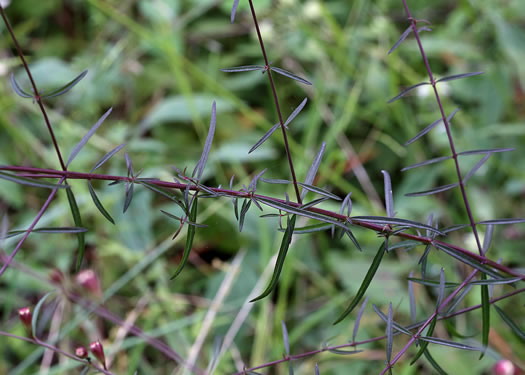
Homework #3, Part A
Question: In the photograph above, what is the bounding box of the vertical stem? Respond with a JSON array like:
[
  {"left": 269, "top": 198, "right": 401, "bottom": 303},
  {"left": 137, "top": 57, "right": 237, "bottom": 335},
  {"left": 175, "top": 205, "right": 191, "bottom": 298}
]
[
  {"left": 247, "top": 0, "right": 302, "bottom": 204},
  {"left": 0, "top": 6, "right": 67, "bottom": 172},
  {"left": 401, "top": 0, "right": 483, "bottom": 256}
]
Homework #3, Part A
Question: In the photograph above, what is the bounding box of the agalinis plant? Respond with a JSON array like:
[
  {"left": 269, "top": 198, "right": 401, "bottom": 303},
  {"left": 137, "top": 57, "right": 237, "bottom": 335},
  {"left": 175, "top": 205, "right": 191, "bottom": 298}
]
[{"left": 0, "top": 1, "right": 524, "bottom": 374}]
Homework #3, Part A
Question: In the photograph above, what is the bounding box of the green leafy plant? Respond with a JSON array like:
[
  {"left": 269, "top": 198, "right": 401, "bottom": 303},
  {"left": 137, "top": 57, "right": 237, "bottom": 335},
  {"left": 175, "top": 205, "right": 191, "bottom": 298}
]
[{"left": 1, "top": 1, "right": 524, "bottom": 374}]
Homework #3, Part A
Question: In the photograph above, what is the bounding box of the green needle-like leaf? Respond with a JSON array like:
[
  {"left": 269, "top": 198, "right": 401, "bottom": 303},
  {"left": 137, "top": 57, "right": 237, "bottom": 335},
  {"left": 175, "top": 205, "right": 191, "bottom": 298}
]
[
  {"left": 66, "top": 188, "right": 85, "bottom": 272},
  {"left": 480, "top": 274, "right": 490, "bottom": 359},
  {"left": 410, "top": 315, "right": 437, "bottom": 365},
  {"left": 251, "top": 215, "right": 296, "bottom": 302},
  {"left": 87, "top": 181, "right": 115, "bottom": 224},
  {"left": 170, "top": 197, "right": 199, "bottom": 279},
  {"left": 333, "top": 241, "right": 387, "bottom": 324},
  {"left": 494, "top": 305, "right": 525, "bottom": 341},
  {"left": 32, "top": 291, "right": 55, "bottom": 339}
]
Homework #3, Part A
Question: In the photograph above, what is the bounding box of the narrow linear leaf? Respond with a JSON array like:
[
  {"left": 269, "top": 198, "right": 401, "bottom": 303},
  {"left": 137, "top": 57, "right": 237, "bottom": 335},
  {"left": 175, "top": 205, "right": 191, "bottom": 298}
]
[
  {"left": 436, "top": 71, "right": 484, "bottom": 83},
  {"left": 3, "top": 227, "right": 88, "bottom": 239},
  {"left": 123, "top": 181, "right": 134, "bottom": 213},
  {"left": 66, "top": 188, "right": 85, "bottom": 272},
  {"left": 388, "top": 240, "right": 420, "bottom": 251},
  {"left": 248, "top": 168, "right": 267, "bottom": 192},
  {"left": 418, "top": 336, "right": 481, "bottom": 351},
  {"left": 87, "top": 181, "right": 115, "bottom": 224},
  {"left": 239, "top": 198, "right": 252, "bottom": 232},
  {"left": 477, "top": 218, "right": 525, "bottom": 225},
  {"left": 251, "top": 215, "right": 296, "bottom": 302},
  {"left": 139, "top": 181, "right": 185, "bottom": 210},
  {"left": 42, "top": 70, "right": 88, "bottom": 98},
  {"left": 230, "top": 0, "right": 240, "bottom": 23},
  {"left": 344, "top": 224, "right": 362, "bottom": 252},
  {"left": 298, "top": 182, "right": 341, "bottom": 201},
  {"left": 463, "top": 154, "right": 491, "bottom": 184},
  {"left": 442, "top": 224, "right": 469, "bottom": 234},
  {"left": 423, "top": 350, "right": 448, "bottom": 375},
  {"left": 333, "top": 241, "right": 387, "bottom": 324},
  {"left": 388, "top": 26, "right": 413, "bottom": 55},
  {"left": 386, "top": 302, "right": 394, "bottom": 364},
  {"left": 32, "top": 291, "right": 55, "bottom": 339},
  {"left": 433, "top": 243, "right": 504, "bottom": 279},
  {"left": 257, "top": 196, "right": 347, "bottom": 230},
  {"left": 80, "top": 367, "right": 90, "bottom": 375},
  {"left": 261, "top": 178, "right": 291, "bottom": 185},
  {"left": 221, "top": 65, "right": 264, "bottom": 72},
  {"left": 282, "top": 223, "right": 332, "bottom": 234},
  {"left": 458, "top": 147, "right": 514, "bottom": 156},
  {"left": 193, "top": 101, "right": 216, "bottom": 179},
  {"left": 408, "top": 271, "right": 417, "bottom": 324},
  {"left": 301, "top": 142, "right": 326, "bottom": 200},
  {"left": 340, "top": 192, "right": 353, "bottom": 217},
  {"left": 401, "top": 156, "right": 452, "bottom": 171},
  {"left": 405, "top": 183, "right": 459, "bottom": 197},
  {"left": 327, "top": 349, "right": 363, "bottom": 355},
  {"left": 249, "top": 122, "right": 280, "bottom": 154},
  {"left": 482, "top": 224, "right": 494, "bottom": 255},
  {"left": 352, "top": 296, "right": 369, "bottom": 343},
  {"left": 10, "top": 73, "right": 33, "bottom": 98},
  {"left": 372, "top": 304, "right": 412, "bottom": 336},
  {"left": 404, "top": 108, "right": 460, "bottom": 146},
  {"left": 125, "top": 152, "right": 134, "bottom": 176},
  {"left": 494, "top": 305, "right": 525, "bottom": 341},
  {"left": 437, "top": 268, "right": 445, "bottom": 308},
  {"left": 410, "top": 316, "right": 437, "bottom": 365},
  {"left": 444, "top": 319, "right": 477, "bottom": 339},
  {"left": 67, "top": 107, "right": 113, "bottom": 167},
  {"left": 300, "top": 197, "right": 329, "bottom": 209},
  {"left": 0, "top": 172, "right": 67, "bottom": 189},
  {"left": 90, "top": 143, "right": 126, "bottom": 172},
  {"left": 315, "top": 363, "right": 320, "bottom": 375},
  {"left": 352, "top": 216, "right": 446, "bottom": 236},
  {"left": 445, "top": 285, "right": 473, "bottom": 315},
  {"left": 171, "top": 197, "right": 199, "bottom": 279},
  {"left": 271, "top": 66, "right": 312, "bottom": 85},
  {"left": 381, "top": 170, "right": 394, "bottom": 217},
  {"left": 388, "top": 82, "right": 429, "bottom": 103},
  {"left": 480, "top": 275, "right": 490, "bottom": 359},
  {"left": 281, "top": 320, "right": 290, "bottom": 355},
  {"left": 283, "top": 98, "right": 308, "bottom": 128}
]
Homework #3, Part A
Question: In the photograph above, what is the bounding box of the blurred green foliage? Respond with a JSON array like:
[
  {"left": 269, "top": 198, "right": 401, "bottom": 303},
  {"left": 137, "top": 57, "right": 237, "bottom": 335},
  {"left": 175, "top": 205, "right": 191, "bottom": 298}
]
[{"left": 0, "top": 0, "right": 524, "bottom": 374}]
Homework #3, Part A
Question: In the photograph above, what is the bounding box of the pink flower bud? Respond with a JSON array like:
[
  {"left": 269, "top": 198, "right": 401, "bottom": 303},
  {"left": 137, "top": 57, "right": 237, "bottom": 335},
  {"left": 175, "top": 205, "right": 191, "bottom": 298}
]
[
  {"left": 18, "top": 307, "right": 32, "bottom": 336},
  {"left": 493, "top": 359, "right": 516, "bottom": 375},
  {"left": 75, "top": 346, "right": 88, "bottom": 359},
  {"left": 49, "top": 268, "right": 64, "bottom": 285},
  {"left": 89, "top": 340, "right": 107, "bottom": 370},
  {"left": 75, "top": 269, "right": 101, "bottom": 294}
]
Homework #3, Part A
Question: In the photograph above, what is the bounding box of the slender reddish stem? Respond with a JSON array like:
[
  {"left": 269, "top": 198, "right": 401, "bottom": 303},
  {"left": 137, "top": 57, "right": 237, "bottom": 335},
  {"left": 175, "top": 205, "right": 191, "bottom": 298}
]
[
  {"left": 247, "top": 0, "right": 302, "bottom": 204},
  {"left": 0, "top": 6, "right": 67, "bottom": 172}
]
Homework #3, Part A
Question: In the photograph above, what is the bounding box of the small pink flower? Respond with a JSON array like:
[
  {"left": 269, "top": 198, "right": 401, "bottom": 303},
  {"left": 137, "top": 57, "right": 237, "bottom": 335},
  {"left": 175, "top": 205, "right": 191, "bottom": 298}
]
[
  {"left": 493, "top": 359, "right": 516, "bottom": 375},
  {"left": 75, "top": 346, "right": 88, "bottom": 359},
  {"left": 18, "top": 307, "right": 32, "bottom": 336},
  {"left": 89, "top": 340, "right": 107, "bottom": 370},
  {"left": 49, "top": 268, "right": 64, "bottom": 285}
]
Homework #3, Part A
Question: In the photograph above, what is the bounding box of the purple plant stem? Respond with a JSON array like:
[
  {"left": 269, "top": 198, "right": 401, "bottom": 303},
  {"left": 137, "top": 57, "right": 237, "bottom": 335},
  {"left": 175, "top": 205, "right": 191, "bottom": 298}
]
[
  {"left": 379, "top": 269, "right": 478, "bottom": 374},
  {"left": 247, "top": 0, "right": 302, "bottom": 204},
  {"left": 0, "top": 177, "right": 66, "bottom": 277},
  {"left": 0, "top": 6, "right": 67, "bottom": 172},
  {"left": 401, "top": 0, "right": 483, "bottom": 256},
  {"left": 0, "top": 330, "right": 113, "bottom": 374},
  {"left": 236, "top": 284, "right": 524, "bottom": 374},
  {"left": 2, "top": 164, "right": 523, "bottom": 280}
]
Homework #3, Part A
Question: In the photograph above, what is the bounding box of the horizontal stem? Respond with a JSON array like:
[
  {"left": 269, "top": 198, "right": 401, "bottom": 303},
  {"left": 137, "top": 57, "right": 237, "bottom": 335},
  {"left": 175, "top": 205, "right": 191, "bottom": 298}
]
[{"left": 1, "top": 164, "right": 523, "bottom": 280}]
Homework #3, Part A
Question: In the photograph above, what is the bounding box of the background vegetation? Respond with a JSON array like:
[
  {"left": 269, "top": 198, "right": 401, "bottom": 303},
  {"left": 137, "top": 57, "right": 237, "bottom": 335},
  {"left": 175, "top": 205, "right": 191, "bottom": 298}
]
[{"left": 1, "top": 0, "right": 524, "bottom": 373}]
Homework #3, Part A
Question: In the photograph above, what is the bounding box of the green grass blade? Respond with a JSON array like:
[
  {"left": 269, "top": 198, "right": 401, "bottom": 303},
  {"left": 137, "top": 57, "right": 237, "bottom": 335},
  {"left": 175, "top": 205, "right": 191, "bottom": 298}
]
[
  {"left": 423, "top": 350, "right": 448, "bottom": 375},
  {"left": 333, "top": 241, "right": 387, "bottom": 324},
  {"left": 410, "top": 315, "right": 437, "bottom": 365}
]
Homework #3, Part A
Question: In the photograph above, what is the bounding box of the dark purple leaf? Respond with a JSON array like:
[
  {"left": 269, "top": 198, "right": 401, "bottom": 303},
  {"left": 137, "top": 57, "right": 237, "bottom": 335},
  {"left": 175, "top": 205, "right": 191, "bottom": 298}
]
[
  {"left": 42, "top": 70, "right": 88, "bottom": 98},
  {"left": 477, "top": 218, "right": 525, "bottom": 225},
  {"left": 193, "top": 101, "right": 216, "bottom": 180},
  {"left": 301, "top": 142, "right": 326, "bottom": 200},
  {"left": 271, "top": 66, "right": 312, "bottom": 85},
  {"left": 405, "top": 183, "right": 458, "bottom": 197},
  {"left": 401, "top": 156, "right": 451, "bottom": 171},
  {"left": 221, "top": 65, "right": 265, "bottom": 72},
  {"left": 436, "top": 71, "right": 484, "bottom": 83},
  {"left": 10, "top": 73, "right": 33, "bottom": 98},
  {"left": 90, "top": 143, "right": 126, "bottom": 173},
  {"left": 463, "top": 154, "right": 491, "bottom": 184},
  {"left": 388, "top": 82, "right": 429, "bottom": 103},
  {"left": 230, "top": 0, "right": 240, "bottom": 23},
  {"left": 388, "top": 26, "right": 413, "bottom": 55},
  {"left": 381, "top": 170, "right": 394, "bottom": 217},
  {"left": 249, "top": 122, "right": 280, "bottom": 154},
  {"left": 404, "top": 108, "right": 460, "bottom": 146}
]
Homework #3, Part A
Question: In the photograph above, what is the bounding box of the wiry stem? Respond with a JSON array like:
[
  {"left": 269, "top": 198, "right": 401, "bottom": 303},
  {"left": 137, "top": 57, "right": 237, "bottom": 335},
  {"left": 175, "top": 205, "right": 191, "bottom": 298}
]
[
  {"left": 0, "top": 331, "right": 113, "bottom": 375},
  {"left": 0, "top": 6, "right": 67, "bottom": 172},
  {"left": 236, "top": 284, "right": 525, "bottom": 374},
  {"left": 1, "top": 165, "right": 523, "bottom": 280},
  {"left": 247, "top": 0, "right": 302, "bottom": 204}
]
